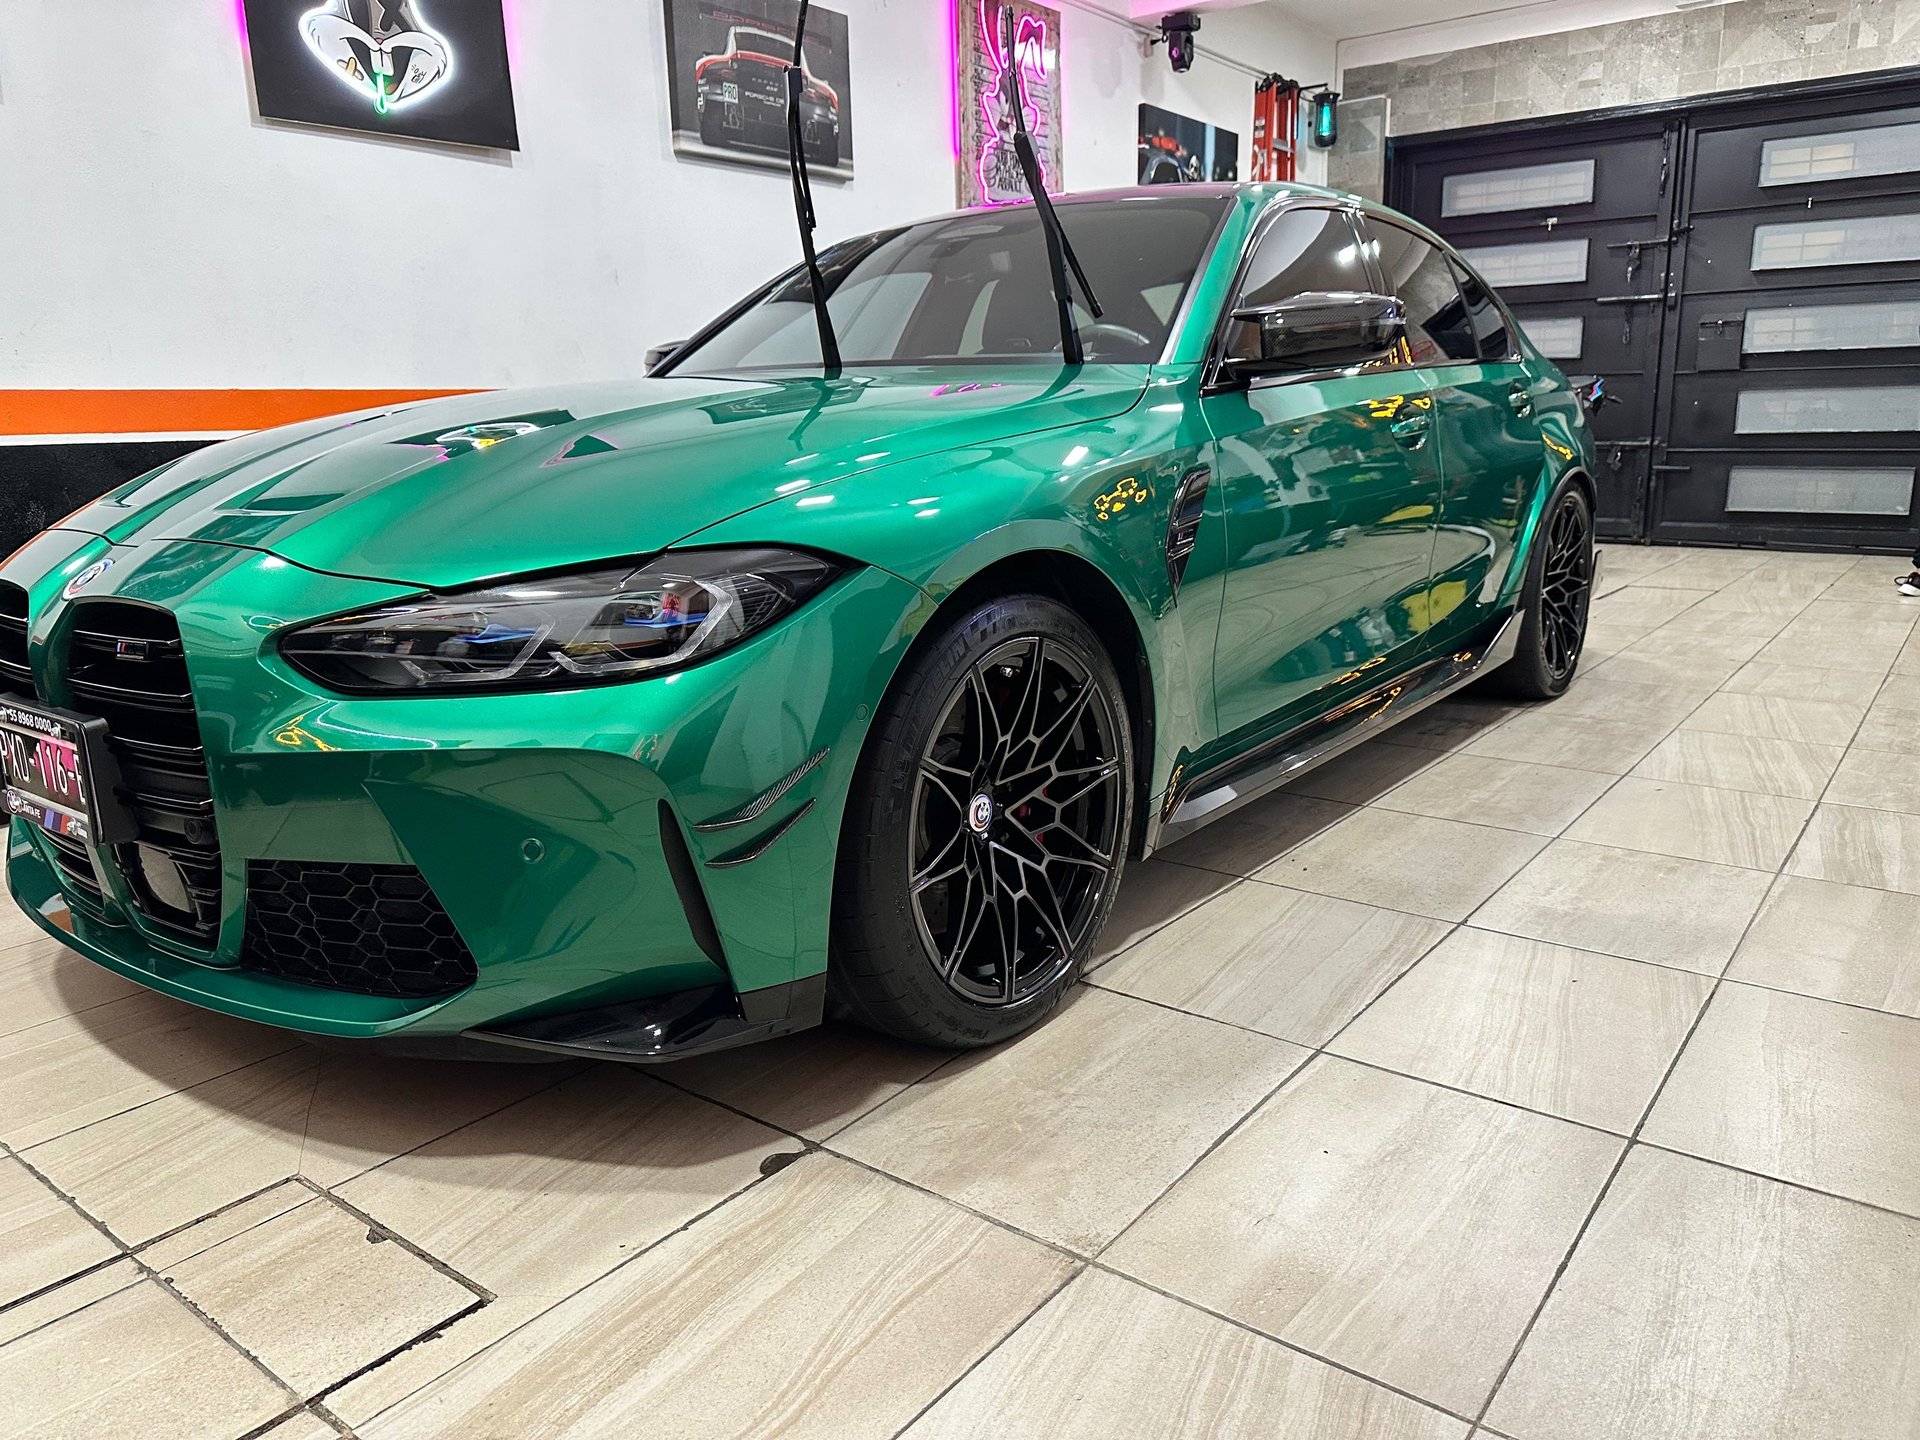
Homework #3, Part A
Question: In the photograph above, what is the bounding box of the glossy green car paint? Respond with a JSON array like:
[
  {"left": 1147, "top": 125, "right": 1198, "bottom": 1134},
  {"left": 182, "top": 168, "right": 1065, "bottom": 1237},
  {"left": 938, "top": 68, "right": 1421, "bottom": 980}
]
[{"left": 2, "top": 183, "right": 1594, "bottom": 1048}]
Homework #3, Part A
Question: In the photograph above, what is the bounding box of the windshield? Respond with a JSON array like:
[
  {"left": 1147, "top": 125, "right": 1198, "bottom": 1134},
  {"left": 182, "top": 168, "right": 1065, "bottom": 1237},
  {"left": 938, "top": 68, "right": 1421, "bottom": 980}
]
[{"left": 666, "top": 194, "right": 1230, "bottom": 373}]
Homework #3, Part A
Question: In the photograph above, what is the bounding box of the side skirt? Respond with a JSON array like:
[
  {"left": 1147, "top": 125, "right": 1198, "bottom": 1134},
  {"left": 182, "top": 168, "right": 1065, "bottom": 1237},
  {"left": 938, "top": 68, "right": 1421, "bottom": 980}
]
[{"left": 1143, "top": 608, "right": 1522, "bottom": 856}]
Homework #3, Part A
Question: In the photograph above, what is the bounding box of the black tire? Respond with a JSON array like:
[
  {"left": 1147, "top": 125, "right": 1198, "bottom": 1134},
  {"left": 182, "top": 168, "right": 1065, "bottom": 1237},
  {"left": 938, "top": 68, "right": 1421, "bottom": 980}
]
[
  {"left": 830, "top": 596, "right": 1133, "bottom": 1048},
  {"left": 1486, "top": 476, "right": 1595, "bottom": 700}
]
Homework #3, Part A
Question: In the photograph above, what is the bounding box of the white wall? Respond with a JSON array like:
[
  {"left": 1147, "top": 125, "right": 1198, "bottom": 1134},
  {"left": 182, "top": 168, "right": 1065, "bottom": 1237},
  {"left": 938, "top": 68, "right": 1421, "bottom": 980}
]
[
  {"left": 0, "top": 0, "right": 1332, "bottom": 395},
  {"left": 1337, "top": 0, "right": 1737, "bottom": 71}
]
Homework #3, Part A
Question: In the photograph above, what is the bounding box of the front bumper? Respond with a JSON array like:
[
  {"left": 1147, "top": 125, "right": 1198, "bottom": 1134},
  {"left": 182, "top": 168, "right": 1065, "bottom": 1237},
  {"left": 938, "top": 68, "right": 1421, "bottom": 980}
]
[{"left": 3, "top": 533, "right": 924, "bottom": 1049}]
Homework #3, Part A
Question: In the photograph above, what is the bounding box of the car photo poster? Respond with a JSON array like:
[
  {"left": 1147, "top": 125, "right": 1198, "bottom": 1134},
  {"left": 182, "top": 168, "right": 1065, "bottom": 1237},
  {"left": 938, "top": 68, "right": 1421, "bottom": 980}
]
[
  {"left": 242, "top": 0, "right": 519, "bottom": 150},
  {"left": 663, "top": 0, "right": 855, "bottom": 180},
  {"left": 1138, "top": 104, "right": 1239, "bottom": 184},
  {"left": 955, "top": 0, "right": 1064, "bottom": 208}
]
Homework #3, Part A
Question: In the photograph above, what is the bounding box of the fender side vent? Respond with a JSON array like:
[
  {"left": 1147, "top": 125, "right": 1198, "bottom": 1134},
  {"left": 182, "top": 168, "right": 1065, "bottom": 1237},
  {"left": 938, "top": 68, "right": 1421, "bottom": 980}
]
[{"left": 1166, "top": 466, "right": 1211, "bottom": 593}]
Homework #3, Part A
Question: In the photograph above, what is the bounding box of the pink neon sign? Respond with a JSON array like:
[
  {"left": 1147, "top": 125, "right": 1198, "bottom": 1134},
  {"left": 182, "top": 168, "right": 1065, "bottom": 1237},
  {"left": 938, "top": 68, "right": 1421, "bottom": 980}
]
[{"left": 953, "top": 0, "right": 1063, "bottom": 208}]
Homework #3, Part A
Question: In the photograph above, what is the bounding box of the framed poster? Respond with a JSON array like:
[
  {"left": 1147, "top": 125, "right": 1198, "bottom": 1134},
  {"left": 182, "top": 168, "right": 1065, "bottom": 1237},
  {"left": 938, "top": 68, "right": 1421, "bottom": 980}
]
[
  {"left": 1138, "top": 104, "right": 1239, "bottom": 184},
  {"left": 242, "top": 1, "right": 519, "bottom": 150},
  {"left": 955, "top": 0, "right": 1063, "bottom": 208},
  {"left": 663, "top": 1, "right": 855, "bottom": 180}
]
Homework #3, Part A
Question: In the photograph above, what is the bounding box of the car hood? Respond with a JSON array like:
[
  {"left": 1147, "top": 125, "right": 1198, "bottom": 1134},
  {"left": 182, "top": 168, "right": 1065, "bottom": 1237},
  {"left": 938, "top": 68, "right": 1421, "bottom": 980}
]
[{"left": 73, "top": 366, "right": 1149, "bottom": 590}]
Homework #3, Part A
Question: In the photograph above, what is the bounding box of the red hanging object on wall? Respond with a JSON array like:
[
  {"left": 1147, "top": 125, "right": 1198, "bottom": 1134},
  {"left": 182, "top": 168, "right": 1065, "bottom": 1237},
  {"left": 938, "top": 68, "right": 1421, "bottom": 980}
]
[{"left": 1250, "top": 74, "right": 1300, "bottom": 182}]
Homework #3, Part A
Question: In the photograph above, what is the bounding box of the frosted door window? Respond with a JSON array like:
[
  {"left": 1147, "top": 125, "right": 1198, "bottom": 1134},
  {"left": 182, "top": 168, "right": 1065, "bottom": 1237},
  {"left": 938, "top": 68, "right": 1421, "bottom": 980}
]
[
  {"left": 1457, "top": 240, "right": 1589, "bottom": 288},
  {"left": 1751, "top": 215, "right": 1920, "bottom": 269},
  {"left": 1442, "top": 159, "right": 1596, "bottom": 216},
  {"left": 1726, "top": 466, "right": 1914, "bottom": 515},
  {"left": 1743, "top": 301, "right": 1920, "bottom": 353},
  {"left": 1760, "top": 122, "right": 1920, "bottom": 186},
  {"left": 1733, "top": 386, "right": 1920, "bottom": 434},
  {"left": 1520, "top": 316, "right": 1585, "bottom": 359}
]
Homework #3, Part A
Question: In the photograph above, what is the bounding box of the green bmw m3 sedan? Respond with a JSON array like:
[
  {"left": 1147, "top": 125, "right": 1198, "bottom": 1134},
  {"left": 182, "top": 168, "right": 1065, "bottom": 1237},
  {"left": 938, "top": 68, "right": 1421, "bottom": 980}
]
[{"left": 0, "top": 182, "right": 1596, "bottom": 1060}]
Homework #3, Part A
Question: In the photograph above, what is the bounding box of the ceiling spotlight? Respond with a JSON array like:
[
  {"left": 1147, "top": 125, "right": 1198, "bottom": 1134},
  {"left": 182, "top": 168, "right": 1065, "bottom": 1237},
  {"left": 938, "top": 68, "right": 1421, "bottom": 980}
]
[{"left": 1153, "top": 12, "right": 1200, "bottom": 74}]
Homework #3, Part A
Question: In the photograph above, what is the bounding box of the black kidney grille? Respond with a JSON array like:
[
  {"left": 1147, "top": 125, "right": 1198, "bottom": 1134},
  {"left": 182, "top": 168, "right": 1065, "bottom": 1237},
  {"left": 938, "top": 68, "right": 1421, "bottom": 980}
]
[
  {"left": 61, "top": 602, "right": 222, "bottom": 945},
  {"left": 242, "top": 860, "right": 478, "bottom": 998},
  {"left": 0, "top": 582, "right": 35, "bottom": 700}
]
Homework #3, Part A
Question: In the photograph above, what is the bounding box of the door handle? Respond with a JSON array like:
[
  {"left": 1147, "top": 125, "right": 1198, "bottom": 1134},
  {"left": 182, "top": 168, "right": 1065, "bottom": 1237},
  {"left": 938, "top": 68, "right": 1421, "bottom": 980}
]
[
  {"left": 1391, "top": 412, "right": 1431, "bottom": 447},
  {"left": 1508, "top": 386, "right": 1534, "bottom": 419}
]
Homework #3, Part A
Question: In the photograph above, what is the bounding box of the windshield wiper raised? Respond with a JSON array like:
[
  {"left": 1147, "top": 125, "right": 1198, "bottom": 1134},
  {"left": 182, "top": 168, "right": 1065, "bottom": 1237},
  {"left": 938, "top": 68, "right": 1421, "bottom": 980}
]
[
  {"left": 997, "top": 6, "right": 1102, "bottom": 364},
  {"left": 786, "top": 0, "right": 841, "bottom": 376}
]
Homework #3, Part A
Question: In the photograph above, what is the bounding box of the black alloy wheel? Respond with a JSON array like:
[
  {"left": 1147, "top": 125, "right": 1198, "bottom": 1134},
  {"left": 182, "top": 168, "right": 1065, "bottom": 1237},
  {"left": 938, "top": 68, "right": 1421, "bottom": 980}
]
[
  {"left": 1539, "top": 488, "right": 1594, "bottom": 682},
  {"left": 909, "top": 636, "right": 1124, "bottom": 1006},
  {"left": 831, "top": 595, "right": 1133, "bottom": 1048},
  {"left": 1488, "top": 474, "right": 1594, "bottom": 700}
]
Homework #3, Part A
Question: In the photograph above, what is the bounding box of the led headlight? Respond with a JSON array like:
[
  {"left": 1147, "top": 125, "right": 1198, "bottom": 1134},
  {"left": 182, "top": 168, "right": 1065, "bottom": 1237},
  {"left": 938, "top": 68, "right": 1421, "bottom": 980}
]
[{"left": 279, "top": 548, "right": 842, "bottom": 694}]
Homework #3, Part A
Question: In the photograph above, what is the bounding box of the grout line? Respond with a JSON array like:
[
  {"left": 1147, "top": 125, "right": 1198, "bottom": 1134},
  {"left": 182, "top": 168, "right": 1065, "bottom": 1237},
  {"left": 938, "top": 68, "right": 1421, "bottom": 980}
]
[
  {"left": 1466, "top": 599, "right": 1901, "bottom": 1430},
  {"left": 289, "top": 1174, "right": 495, "bottom": 1304}
]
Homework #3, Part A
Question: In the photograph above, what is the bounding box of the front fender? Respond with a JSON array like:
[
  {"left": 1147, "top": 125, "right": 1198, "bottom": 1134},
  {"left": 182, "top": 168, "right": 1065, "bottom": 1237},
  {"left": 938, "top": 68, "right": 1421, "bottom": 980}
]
[{"left": 680, "top": 382, "right": 1220, "bottom": 799}]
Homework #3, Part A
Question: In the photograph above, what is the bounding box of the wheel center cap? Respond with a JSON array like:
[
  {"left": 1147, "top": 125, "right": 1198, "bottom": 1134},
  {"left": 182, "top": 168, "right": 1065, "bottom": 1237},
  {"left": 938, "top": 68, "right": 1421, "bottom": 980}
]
[{"left": 967, "top": 792, "right": 995, "bottom": 836}]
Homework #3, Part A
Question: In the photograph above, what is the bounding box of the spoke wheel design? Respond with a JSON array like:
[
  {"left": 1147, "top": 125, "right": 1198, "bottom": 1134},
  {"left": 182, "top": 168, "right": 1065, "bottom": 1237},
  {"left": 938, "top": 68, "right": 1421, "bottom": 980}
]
[
  {"left": 908, "top": 636, "right": 1124, "bottom": 1007},
  {"left": 1540, "top": 491, "right": 1593, "bottom": 681}
]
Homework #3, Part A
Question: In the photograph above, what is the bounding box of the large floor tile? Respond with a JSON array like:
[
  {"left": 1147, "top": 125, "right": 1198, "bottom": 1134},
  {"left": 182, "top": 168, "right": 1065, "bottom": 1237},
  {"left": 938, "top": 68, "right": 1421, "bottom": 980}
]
[
  {"left": 1487, "top": 1147, "right": 1920, "bottom": 1440},
  {"left": 0, "top": 992, "right": 296, "bottom": 1150},
  {"left": 1257, "top": 809, "right": 1546, "bottom": 922},
  {"left": 1853, "top": 699, "right": 1920, "bottom": 756},
  {"left": 1824, "top": 745, "right": 1920, "bottom": 814},
  {"left": 1721, "top": 660, "right": 1885, "bottom": 706},
  {"left": 1588, "top": 587, "right": 1714, "bottom": 628},
  {"left": 157, "top": 1188, "right": 479, "bottom": 1398},
  {"left": 1462, "top": 710, "right": 1674, "bottom": 774},
  {"left": 25, "top": 1047, "right": 319, "bottom": 1244},
  {"left": 665, "top": 1022, "right": 948, "bottom": 1140},
  {"left": 0, "top": 943, "right": 142, "bottom": 1039},
  {"left": 1684, "top": 691, "right": 1867, "bottom": 745},
  {"left": 1787, "top": 803, "right": 1920, "bottom": 894},
  {"left": 1280, "top": 740, "right": 1443, "bottom": 805},
  {"left": 1565, "top": 778, "right": 1813, "bottom": 870},
  {"left": 1632, "top": 729, "right": 1842, "bottom": 800},
  {"left": 1729, "top": 874, "right": 1920, "bottom": 1018},
  {"left": 1643, "top": 983, "right": 1920, "bottom": 1215},
  {"left": 1474, "top": 839, "right": 1772, "bottom": 974},
  {"left": 335, "top": 1067, "right": 789, "bottom": 1297},
  {"left": 1157, "top": 792, "right": 1352, "bottom": 877},
  {"left": 324, "top": 1294, "right": 553, "bottom": 1430},
  {"left": 1083, "top": 858, "right": 1239, "bottom": 971},
  {"left": 902, "top": 1267, "right": 1468, "bottom": 1440},
  {"left": 1106, "top": 1058, "right": 1620, "bottom": 1418},
  {"left": 298, "top": 1054, "right": 571, "bottom": 1189},
  {"left": 1330, "top": 928, "right": 1711, "bottom": 1131},
  {"left": 1749, "top": 631, "right": 1901, "bottom": 673},
  {"left": 358, "top": 1156, "right": 1075, "bottom": 1440},
  {"left": 0, "top": 1153, "right": 117, "bottom": 1308},
  {"left": 0, "top": 1271, "right": 293, "bottom": 1439},
  {"left": 1092, "top": 881, "right": 1449, "bottom": 1046},
  {"left": 833, "top": 987, "right": 1306, "bottom": 1253},
  {"left": 1371, "top": 698, "right": 1520, "bottom": 753},
  {"left": 1372, "top": 753, "right": 1614, "bottom": 836}
]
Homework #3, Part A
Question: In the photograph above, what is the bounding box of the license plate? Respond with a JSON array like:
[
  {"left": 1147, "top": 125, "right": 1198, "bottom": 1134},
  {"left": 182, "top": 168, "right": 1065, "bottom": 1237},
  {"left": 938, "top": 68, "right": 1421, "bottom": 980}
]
[
  {"left": 715, "top": 82, "right": 738, "bottom": 103},
  {"left": 0, "top": 700, "right": 99, "bottom": 845}
]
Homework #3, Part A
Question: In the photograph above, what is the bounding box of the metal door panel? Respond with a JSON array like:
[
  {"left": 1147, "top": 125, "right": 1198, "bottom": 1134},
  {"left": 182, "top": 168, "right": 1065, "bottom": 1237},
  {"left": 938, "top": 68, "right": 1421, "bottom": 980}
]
[
  {"left": 1652, "top": 451, "right": 1919, "bottom": 550},
  {"left": 1669, "top": 371, "right": 1920, "bottom": 451},
  {"left": 1405, "top": 130, "right": 1670, "bottom": 235},
  {"left": 1673, "top": 280, "right": 1920, "bottom": 372},
  {"left": 1685, "top": 194, "right": 1920, "bottom": 294},
  {"left": 1691, "top": 105, "right": 1920, "bottom": 212}
]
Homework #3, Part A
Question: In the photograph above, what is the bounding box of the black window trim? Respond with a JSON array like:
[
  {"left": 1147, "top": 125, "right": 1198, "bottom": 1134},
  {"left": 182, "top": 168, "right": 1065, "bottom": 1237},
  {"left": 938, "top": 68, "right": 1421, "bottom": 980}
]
[{"left": 1201, "top": 197, "right": 1387, "bottom": 393}]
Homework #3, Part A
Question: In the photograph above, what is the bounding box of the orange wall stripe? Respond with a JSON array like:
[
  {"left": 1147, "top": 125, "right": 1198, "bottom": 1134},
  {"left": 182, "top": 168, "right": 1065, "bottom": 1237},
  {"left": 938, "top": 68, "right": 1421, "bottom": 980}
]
[{"left": 0, "top": 389, "right": 483, "bottom": 438}]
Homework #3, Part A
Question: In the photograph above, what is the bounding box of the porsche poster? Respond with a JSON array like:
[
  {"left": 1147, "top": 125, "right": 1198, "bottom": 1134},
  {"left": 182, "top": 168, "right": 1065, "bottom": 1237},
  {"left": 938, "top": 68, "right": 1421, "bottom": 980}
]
[
  {"left": 242, "top": 0, "right": 520, "bottom": 150},
  {"left": 1138, "top": 104, "right": 1239, "bottom": 184},
  {"left": 663, "top": 0, "right": 855, "bottom": 180}
]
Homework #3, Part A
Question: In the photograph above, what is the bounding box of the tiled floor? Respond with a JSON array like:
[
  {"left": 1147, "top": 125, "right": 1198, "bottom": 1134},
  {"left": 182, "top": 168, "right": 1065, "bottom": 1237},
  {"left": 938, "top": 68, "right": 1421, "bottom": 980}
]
[{"left": 4, "top": 542, "right": 1920, "bottom": 1438}]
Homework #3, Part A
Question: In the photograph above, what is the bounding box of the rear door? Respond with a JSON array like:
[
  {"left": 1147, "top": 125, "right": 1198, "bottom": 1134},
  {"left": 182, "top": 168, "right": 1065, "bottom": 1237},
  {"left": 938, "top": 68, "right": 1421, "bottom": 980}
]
[
  {"left": 1364, "top": 217, "right": 1546, "bottom": 654},
  {"left": 1199, "top": 204, "right": 1443, "bottom": 740}
]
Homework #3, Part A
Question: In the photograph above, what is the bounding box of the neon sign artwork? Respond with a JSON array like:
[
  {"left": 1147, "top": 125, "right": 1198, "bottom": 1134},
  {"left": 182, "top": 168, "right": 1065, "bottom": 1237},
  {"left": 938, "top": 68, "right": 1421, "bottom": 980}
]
[
  {"left": 300, "top": 0, "right": 453, "bottom": 116},
  {"left": 954, "top": 0, "right": 1063, "bottom": 208}
]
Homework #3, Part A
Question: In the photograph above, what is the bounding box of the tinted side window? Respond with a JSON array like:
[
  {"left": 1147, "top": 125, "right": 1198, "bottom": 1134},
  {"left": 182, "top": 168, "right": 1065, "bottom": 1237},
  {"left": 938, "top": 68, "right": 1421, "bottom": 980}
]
[
  {"left": 1236, "top": 208, "right": 1371, "bottom": 309},
  {"left": 1372, "top": 222, "right": 1478, "bottom": 364},
  {"left": 1448, "top": 258, "right": 1515, "bottom": 361}
]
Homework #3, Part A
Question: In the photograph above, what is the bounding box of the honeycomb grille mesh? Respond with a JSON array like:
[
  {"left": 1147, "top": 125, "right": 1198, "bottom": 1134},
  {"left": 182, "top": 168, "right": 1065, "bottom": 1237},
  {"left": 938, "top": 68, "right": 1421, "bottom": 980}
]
[{"left": 242, "top": 860, "right": 477, "bottom": 998}]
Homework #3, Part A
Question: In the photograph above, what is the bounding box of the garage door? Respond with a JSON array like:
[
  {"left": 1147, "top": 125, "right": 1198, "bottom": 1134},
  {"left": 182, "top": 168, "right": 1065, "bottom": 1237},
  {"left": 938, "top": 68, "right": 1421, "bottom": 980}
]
[{"left": 1389, "top": 73, "right": 1920, "bottom": 553}]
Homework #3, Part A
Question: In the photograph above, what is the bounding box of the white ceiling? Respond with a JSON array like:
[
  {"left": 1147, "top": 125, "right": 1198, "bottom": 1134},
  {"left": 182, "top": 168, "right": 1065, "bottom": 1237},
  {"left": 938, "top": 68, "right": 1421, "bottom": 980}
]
[{"left": 1265, "top": 0, "right": 1553, "bottom": 41}]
